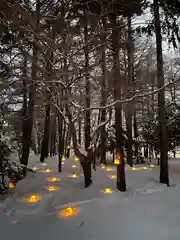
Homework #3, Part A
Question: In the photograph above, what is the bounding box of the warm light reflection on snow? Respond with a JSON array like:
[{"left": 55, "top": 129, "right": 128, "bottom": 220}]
[
  {"left": 42, "top": 163, "right": 47, "bottom": 166},
  {"left": 47, "top": 177, "right": 61, "bottom": 182},
  {"left": 9, "top": 183, "right": 15, "bottom": 189},
  {"left": 72, "top": 165, "right": 76, "bottom": 168},
  {"left": 131, "top": 167, "right": 137, "bottom": 171},
  {"left": 32, "top": 167, "right": 38, "bottom": 171},
  {"left": 46, "top": 186, "right": 60, "bottom": 191},
  {"left": 103, "top": 188, "right": 113, "bottom": 194},
  {"left": 71, "top": 173, "right": 79, "bottom": 178},
  {"left": 59, "top": 207, "right": 80, "bottom": 217},
  {"left": 27, "top": 195, "right": 41, "bottom": 203},
  {"left": 74, "top": 157, "right": 79, "bottom": 162},
  {"left": 39, "top": 169, "right": 52, "bottom": 173},
  {"left": 108, "top": 175, "right": 116, "bottom": 179},
  {"left": 106, "top": 168, "right": 112, "bottom": 171}
]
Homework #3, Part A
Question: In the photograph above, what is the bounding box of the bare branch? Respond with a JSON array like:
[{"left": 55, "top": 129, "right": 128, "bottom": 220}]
[{"left": 68, "top": 77, "right": 180, "bottom": 112}]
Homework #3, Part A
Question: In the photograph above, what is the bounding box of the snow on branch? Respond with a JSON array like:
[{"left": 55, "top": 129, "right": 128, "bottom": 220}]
[
  {"left": 53, "top": 103, "right": 69, "bottom": 125},
  {"left": 91, "top": 119, "right": 110, "bottom": 141},
  {"left": 69, "top": 77, "right": 180, "bottom": 112},
  {"left": 77, "top": 144, "right": 88, "bottom": 157}
]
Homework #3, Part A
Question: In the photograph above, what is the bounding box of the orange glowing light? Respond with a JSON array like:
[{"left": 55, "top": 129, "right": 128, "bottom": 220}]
[
  {"left": 59, "top": 207, "right": 80, "bottom": 217},
  {"left": 103, "top": 188, "right": 113, "bottom": 194},
  {"left": 108, "top": 175, "right": 116, "bottom": 179},
  {"left": 46, "top": 186, "right": 60, "bottom": 191},
  {"left": 27, "top": 195, "right": 41, "bottom": 203},
  {"left": 114, "top": 159, "right": 120, "bottom": 165},
  {"left": 106, "top": 168, "right": 112, "bottom": 171},
  {"left": 72, "top": 165, "right": 76, "bottom": 168},
  {"left": 39, "top": 169, "right": 52, "bottom": 173},
  {"left": 47, "top": 177, "right": 61, "bottom": 182},
  {"left": 9, "top": 183, "right": 15, "bottom": 189},
  {"left": 32, "top": 167, "right": 38, "bottom": 171}
]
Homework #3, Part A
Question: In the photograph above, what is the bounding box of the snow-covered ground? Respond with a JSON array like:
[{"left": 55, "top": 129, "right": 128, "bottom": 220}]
[{"left": 0, "top": 154, "right": 180, "bottom": 240}]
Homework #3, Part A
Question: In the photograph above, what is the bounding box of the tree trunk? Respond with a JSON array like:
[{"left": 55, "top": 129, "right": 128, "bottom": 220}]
[
  {"left": 50, "top": 116, "right": 56, "bottom": 156},
  {"left": 144, "top": 143, "right": 148, "bottom": 158},
  {"left": 65, "top": 105, "right": 92, "bottom": 187},
  {"left": 151, "top": 73, "right": 155, "bottom": 113},
  {"left": 78, "top": 109, "right": 81, "bottom": 145},
  {"left": 126, "top": 15, "right": 133, "bottom": 167},
  {"left": 173, "top": 150, "right": 176, "bottom": 158},
  {"left": 37, "top": 123, "right": 41, "bottom": 154},
  {"left": 58, "top": 114, "right": 64, "bottom": 172},
  {"left": 40, "top": 26, "right": 55, "bottom": 162},
  {"left": 49, "top": 119, "right": 53, "bottom": 157},
  {"left": 64, "top": 129, "right": 70, "bottom": 159},
  {"left": 153, "top": 0, "right": 169, "bottom": 186},
  {"left": 84, "top": 9, "right": 91, "bottom": 179},
  {"left": 133, "top": 114, "right": 139, "bottom": 164},
  {"left": 31, "top": 137, "right": 38, "bottom": 155},
  {"left": 100, "top": 17, "right": 107, "bottom": 165},
  {"left": 32, "top": 121, "right": 39, "bottom": 155},
  {"left": 21, "top": 1, "right": 40, "bottom": 166},
  {"left": 84, "top": 11, "right": 91, "bottom": 151},
  {"left": 20, "top": 52, "right": 28, "bottom": 165},
  {"left": 111, "top": 14, "right": 126, "bottom": 192},
  {"left": 81, "top": 155, "right": 92, "bottom": 188},
  {"left": 40, "top": 104, "right": 51, "bottom": 162}
]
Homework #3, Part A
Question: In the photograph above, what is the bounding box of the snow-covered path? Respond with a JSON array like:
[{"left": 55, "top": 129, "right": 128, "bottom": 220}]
[{"left": 1, "top": 155, "right": 180, "bottom": 240}]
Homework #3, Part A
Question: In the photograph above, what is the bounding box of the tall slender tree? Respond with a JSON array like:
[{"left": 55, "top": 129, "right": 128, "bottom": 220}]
[
  {"left": 100, "top": 17, "right": 107, "bottom": 165},
  {"left": 153, "top": 0, "right": 169, "bottom": 185},
  {"left": 111, "top": 14, "right": 126, "bottom": 191},
  {"left": 21, "top": 0, "right": 40, "bottom": 167},
  {"left": 126, "top": 15, "right": 133, "bottom": 167}
]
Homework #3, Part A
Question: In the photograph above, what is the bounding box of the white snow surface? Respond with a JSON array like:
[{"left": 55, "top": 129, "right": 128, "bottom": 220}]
[{"left": 0, "top": 155, "right": 180, "bottom": 240}]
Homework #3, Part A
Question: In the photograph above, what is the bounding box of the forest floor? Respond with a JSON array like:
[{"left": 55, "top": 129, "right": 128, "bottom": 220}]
[{"left": 1, "top": 153, "right": 180, "bottom": 240}]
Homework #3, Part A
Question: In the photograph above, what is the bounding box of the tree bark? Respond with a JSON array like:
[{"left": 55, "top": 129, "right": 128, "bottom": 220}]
[
  {"left": 65, "top": 105, "right": 92, "bottom": 187},
  {"left": 133, "top": 114, "right": 139, "bottom": 163},
  {"left": 78, "top": 109, "right": 81, "bottom": 145},
  {"left": 84, "top": 9, "right": 92, "bottom": 181},
  {"left": 40, "top": 26, "right": 55, "bottom": 162},
  {"left": 111, "top": 14, "right": 126, "bottom": 192},
  {"left": 49, "top": 116, "right": 56, "bottom": 156},
  {"left": 21, "top": 0, "right": 40, "bottom": 166},
  {"left": 58, "top": 114, "right": 64, "bottom": 172},
  {"left": 153, "top": 0, "right": 169, "bottom": 185},
  {"left": 40, "top": 103, "right": 51, "bottom": 162},
  {"left": 84, "top": 10, "right": 91, "bottom": 151},
  {"left": 20, "top": 52, "right": 28, "bottom": 165},
  {"left": 126, "top": 15, "right": 133, "bottom": 167},
  {"left": 100, "top": 17, "right": 107, "bottom": 165}
]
